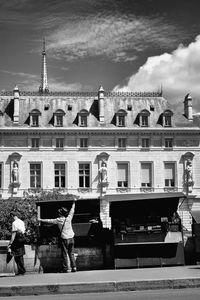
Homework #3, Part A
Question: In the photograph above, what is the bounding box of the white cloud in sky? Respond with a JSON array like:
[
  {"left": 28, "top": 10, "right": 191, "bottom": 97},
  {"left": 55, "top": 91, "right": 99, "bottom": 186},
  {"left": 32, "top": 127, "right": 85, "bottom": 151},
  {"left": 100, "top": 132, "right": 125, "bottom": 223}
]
[
  {"left": 113, "top": 35, "right": 200, "bottom": 112},
  {"left": 0, "top": 69, "right": 91, "bottom": 92},
  {"left": 45, "top": 13, "right": 182, "bottom": 62}
]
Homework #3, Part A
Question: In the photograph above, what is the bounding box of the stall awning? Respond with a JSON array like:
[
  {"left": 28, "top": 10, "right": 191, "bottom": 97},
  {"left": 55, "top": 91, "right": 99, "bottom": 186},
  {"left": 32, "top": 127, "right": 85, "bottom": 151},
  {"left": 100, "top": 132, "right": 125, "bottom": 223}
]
[{"left": 104, "top": 192, "right": 185, "bottom": 202}]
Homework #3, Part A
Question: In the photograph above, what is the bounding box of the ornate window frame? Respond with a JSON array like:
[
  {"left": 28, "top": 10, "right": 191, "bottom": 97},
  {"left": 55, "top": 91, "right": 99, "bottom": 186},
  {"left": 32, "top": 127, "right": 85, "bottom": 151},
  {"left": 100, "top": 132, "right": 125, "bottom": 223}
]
[
  {"left": 29, "top": 109, "right": 41, "bottom": 127},
  {"left": 162, "top": 110, "right": 173, "bottom": 127},
  {"left": 139, "top": 109, "right": 150, "bottom": 127},
  {"left": 53, "top": 109, "right": 65, "bottom": 127},
  {"left": 78, "top": 109, "right": 89, "bottom": 127},
  {"left": 116, "top": 109, "right": 127, "bottom": 127}
]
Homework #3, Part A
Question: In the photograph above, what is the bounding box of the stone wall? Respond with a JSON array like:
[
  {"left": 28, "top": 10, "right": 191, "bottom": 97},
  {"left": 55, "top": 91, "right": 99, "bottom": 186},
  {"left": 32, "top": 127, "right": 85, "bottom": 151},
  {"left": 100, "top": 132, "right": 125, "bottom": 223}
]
[{"left": 25, "top": 245, "right": 108, "bottom": 273}]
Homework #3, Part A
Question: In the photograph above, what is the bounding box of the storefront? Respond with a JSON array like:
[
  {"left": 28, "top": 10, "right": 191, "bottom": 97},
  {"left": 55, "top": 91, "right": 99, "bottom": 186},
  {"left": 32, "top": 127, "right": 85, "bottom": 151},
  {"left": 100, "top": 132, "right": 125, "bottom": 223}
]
[{"left": 106, "top": 192, "right": 185, "bottom": 269}]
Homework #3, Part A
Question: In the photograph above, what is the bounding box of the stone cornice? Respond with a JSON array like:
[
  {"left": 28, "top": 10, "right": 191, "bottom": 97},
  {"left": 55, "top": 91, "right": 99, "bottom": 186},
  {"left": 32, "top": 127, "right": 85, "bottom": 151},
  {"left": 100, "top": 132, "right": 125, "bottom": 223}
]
[
  {"left": 0, "top": 91, "right": 162, "bottom": 97},
  {"left": 0, "top": 127, "right": 199, "bottom": 135}
]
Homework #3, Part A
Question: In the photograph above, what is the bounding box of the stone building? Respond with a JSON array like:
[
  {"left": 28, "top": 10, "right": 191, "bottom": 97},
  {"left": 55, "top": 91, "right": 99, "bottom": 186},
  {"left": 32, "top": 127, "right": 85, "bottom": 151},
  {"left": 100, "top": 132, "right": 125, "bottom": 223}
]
[{"left": 1, "top": 41, "right": 200, "bottom": 269}]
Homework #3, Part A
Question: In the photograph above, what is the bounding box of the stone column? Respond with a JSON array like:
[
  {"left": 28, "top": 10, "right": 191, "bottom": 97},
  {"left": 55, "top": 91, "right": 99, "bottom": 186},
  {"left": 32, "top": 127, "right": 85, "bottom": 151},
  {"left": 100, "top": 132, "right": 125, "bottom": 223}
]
[
  {"left": 13, "top": 85, "right": 20, "bottom": 124},
  {"left": 98, "top": 85, "right": 105, "bottom": 124}
]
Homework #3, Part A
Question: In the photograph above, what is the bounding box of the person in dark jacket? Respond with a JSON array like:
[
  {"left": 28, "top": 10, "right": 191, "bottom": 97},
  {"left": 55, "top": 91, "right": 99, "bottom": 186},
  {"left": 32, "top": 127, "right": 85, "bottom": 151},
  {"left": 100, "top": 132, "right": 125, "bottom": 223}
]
[{"left": 8, "top": 213, "right": 26, "bottom": 275}]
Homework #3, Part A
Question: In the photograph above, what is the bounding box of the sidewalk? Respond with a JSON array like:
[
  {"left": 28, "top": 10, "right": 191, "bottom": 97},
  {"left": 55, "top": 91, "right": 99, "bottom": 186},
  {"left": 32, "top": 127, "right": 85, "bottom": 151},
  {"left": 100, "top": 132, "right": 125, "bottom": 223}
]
[{"left": 1, "top": 265, "right": 200, "bottom": 297}]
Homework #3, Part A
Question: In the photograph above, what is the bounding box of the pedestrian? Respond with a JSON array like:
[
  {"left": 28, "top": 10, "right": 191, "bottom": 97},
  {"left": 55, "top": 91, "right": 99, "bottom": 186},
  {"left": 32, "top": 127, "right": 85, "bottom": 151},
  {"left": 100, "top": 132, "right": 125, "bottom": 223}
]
[
  {"left": 38, "top": 199, "right": 77, "bottom": 273},
  {"left": 8, "top": 212, "right": 26, "bottom": 275}
]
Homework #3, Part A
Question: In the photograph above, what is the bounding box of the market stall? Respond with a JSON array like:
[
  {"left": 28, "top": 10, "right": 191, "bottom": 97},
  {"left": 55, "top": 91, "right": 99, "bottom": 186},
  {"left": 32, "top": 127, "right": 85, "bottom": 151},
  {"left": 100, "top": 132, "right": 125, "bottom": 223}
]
[{"left": 108, "top": 192, "right": 185, "bottom": 268}]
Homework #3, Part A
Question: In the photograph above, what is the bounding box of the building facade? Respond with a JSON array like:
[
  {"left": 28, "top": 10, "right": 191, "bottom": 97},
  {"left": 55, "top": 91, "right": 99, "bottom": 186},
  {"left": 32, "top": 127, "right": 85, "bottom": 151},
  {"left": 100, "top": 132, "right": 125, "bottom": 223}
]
[{"left": 1, "top": 43, "right": 200, "bottom": 268}]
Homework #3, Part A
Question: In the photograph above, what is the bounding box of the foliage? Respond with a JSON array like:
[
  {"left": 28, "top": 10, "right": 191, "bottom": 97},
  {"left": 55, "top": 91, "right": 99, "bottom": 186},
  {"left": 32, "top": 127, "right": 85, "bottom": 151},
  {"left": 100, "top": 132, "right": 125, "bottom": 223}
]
[
  {"left": 0, "top": 197, "right": 38, "bottom": 244},
  {"left": 0, "top": 191, "right": 79, "bottom": 244}
]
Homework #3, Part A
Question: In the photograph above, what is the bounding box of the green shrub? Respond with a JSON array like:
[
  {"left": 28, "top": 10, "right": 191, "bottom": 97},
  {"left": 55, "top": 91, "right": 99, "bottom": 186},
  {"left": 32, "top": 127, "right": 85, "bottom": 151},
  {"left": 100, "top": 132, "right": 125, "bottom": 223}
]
[
  {"left": 0, "top": 197, "right": 38, "bottom": 244},
  {"left": 0, "top": 191, "right": 79, "bottom": 244}
]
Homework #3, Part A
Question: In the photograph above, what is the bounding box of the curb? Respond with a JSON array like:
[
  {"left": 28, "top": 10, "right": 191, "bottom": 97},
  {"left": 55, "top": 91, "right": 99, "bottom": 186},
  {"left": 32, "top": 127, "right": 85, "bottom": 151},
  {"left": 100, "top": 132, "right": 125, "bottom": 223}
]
[{"left": 1, "top": 278, "right": 200, "bottom": 297}]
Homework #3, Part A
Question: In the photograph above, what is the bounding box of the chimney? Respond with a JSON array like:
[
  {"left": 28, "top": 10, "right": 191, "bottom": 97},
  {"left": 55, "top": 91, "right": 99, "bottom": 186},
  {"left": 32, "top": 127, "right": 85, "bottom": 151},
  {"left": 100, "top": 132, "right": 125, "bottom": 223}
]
[
  {"left": 98, "top": 85, "right": 105, "bottom": 124},
  {"left": 184, "top": 93, "right": 193, "bottom": 120},
  {"left": 13, "top": 85, "right": 19, "bottom": 124}
]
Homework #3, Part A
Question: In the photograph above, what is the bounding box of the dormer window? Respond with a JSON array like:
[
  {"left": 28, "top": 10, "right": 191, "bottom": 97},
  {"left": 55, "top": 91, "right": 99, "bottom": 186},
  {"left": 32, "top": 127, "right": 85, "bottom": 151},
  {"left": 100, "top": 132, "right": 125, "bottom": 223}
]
[
  {"left": 163, "top": 110, "right": 173, "bottom": 127},
  {"left": 139, "top": 109, "right": 150, "bottom": 127},
  {"left": 79, "top": 109, "right": 89, "bottom": 127},
  {"left": 54, "top": 109, "right": 65, "bottom": 127},
  {"left": 29, "top": 109, "right": 41, "bottom": 127},
  {"left": 116, "top": 109, "right": 127, "bottom": 127}
]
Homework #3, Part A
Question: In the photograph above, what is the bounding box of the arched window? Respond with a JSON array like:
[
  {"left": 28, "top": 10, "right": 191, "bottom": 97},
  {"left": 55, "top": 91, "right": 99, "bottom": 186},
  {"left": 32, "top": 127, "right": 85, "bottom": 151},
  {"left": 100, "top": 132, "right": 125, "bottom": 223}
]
[
  {"left": 162, "top": 110, "right": 173, "bottom": 127},
  {"left": 139, "top": 109, "right": 150, "bottom": 127},
  {"left": 116, "top": 109, "right": 127, "bottom": 127},
  {"left": 79, "top": 109, "right": 89, "bottom": 127},
  {"left": 29, "top": 109, "right": 41, "bottom": 127},
  {"left": 53, "top": 109, "right": 65, "bottom": 127}
]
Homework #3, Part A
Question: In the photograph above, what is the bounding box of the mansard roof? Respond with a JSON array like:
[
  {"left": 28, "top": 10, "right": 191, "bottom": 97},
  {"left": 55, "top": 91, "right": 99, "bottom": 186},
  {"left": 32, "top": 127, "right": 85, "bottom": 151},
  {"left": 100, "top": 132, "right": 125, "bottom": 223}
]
[{"left": 0, "top": 90, "right": 197, "bottom": 128}]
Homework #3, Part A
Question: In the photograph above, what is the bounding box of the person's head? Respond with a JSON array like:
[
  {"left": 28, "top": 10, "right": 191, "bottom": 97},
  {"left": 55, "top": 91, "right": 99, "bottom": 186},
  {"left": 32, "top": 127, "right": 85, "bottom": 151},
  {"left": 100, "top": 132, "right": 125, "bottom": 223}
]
[
  {"left": 58, "top": 207, "right": 68, "bottom": 217},
  {"left": 10, "top": 211, "right": 20, "bottom": 220}
]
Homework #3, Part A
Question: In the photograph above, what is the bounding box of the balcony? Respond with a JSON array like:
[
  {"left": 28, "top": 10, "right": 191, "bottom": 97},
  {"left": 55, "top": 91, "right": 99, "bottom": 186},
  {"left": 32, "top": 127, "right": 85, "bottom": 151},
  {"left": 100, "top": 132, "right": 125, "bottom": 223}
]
[{"left": 140, "top": 187, "right": 154, "bottom": 193}]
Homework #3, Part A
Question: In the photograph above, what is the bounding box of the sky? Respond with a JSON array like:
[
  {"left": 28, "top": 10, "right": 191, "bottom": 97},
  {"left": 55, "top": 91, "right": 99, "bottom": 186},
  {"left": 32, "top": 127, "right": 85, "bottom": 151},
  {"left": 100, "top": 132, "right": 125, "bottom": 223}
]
[{"left": 1, "top": 0, "right": 200, "bottom": 112}]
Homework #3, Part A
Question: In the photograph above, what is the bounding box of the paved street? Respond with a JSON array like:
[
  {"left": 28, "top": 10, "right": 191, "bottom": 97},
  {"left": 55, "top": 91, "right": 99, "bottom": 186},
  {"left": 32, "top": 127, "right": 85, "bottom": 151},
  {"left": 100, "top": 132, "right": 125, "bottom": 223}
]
[
  {"left": 1, "top": 288, "right": 200, "bottom": 300},
  {"left": 1, "top": 265, "right": 200, "bottom": 297}
]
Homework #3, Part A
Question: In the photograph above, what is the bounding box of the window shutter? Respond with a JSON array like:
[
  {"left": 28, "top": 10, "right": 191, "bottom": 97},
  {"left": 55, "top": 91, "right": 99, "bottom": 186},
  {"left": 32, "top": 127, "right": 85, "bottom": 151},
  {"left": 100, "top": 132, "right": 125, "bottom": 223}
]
[
  {"left": 118, "top": 164, "right": 127, "bottom": 181},
  {"left": 141, "top": 163, "right": 150, "bottom": 182},
  {"left": 165, "top": 163, "right": 174, "bottom": 179}
]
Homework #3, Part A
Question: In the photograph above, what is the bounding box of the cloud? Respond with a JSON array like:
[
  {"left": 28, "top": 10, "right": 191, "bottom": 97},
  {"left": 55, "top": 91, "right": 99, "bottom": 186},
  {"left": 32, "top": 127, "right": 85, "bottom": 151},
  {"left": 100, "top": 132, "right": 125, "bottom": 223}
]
[
  {"left": 0, "top": 69, "right": 37, "bottom": 79},
  {"left": 45, "top": 13, "right": 183, "bottom": 62},
  {"left": 0, "top": 69, "right": 92, "bottom": 92},
  {"left": 47, "top": 80, "right": 93, "bottom": 92},
  {"left": 0, "top": 0, "right": 191, "bottom": 63},
  {"left": 113, "top": 35, "right": 200, "bottom": 112}
]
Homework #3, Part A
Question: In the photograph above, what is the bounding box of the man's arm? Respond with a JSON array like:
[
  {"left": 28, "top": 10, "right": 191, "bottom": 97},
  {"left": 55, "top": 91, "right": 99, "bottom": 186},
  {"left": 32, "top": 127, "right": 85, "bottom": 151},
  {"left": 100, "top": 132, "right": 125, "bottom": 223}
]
[
  {"left": 68, "top": 200, "right": 76, "bottom": 218},
  {"left": 38, "top": 218, "right": 58, "bottom": 224},
  {"left": 8, "top": 231, "right": 16, "bottom": 248}
]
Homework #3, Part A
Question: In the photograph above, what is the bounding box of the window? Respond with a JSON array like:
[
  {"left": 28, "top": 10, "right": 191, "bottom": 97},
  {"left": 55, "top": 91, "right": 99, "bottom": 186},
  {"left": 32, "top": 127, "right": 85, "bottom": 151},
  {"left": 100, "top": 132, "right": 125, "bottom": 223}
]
[
  {"left": 79, "top": 163, "right": 90, "bottom": 188},
  {"left": 139, "top": 109, "right": 150, "bottom": 127},
  {"left": 142, "top": 138, "right": 150, "bottom": 148},
  {"left": 31, "top": 138, "right": 40, "bottom": 149},
  {"left": 165, "top": 138, "right": 173, "bottom": 148},
  {"left": 117, "top": 163, "right": 128, "bottom": 187},
  {"left": 80, "top": 138, "right": 88, "bottom": 148},
  {"left": 164, "top": 163, "right": 175, "bottom": 187},
  {"left": 54, "top": 109, "right": 65, "bottom": 127},
  {"left": 56, "top": 138, "right": 64, "bottom": 148},
  {"left": 80, "top": 115, "right": 87, "bottom": 126},
  {"left": 118, "top": 138, "right": 126, "bottom": 148},
  {"left": 32, "top": 115, "right": 39, "bottom": 126},
  {"left": 55, "top": 115, "right": 63, "bottom": 127},
  {"left": 79, "top": 110, "right": 89, "bottom": 127},
  {"left": 29, "top": 109, "right": 41, "bottom": 127},
  {"left": 118, "top": 115, "right": 125, "bottom": 126},
  {"left": 0, "top": 163, "right": 2, "bottom": 188},
  {"left": 54, "top": 163, "right": 65, "bottom": 188},
  {"left": 164, "top": 116, "right": 172, "bottom": 127},
  {"left": 116, "top": 109, "right": 127, "bottom": 127},
  {"left": 141, "top": 163, "right": 152, "bottom": 187},
  {"left": 30, "top": 164, "right": 41, "bottom": 188},
  {"left": 163, "top": 110, "right": 173, "bottom": 127},
  {"left": 141, "top": 115, "right": 148, "bottom": 126}
]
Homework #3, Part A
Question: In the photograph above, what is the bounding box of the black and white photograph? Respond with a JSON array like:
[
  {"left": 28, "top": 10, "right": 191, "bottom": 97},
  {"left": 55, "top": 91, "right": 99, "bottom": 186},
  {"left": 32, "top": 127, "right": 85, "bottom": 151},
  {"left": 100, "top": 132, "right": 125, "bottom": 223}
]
[{"left": 1, "top": 0, "right": 200, "bottom": 299}]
